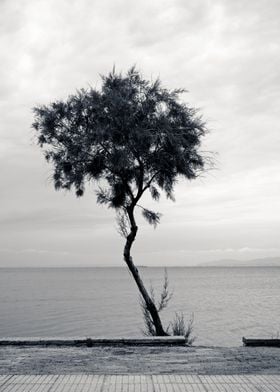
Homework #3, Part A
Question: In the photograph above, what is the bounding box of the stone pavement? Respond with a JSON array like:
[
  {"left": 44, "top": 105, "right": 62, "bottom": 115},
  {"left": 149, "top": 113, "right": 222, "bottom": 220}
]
[{"left": 1, "top": 375, "right": 280, "bottom": 392}]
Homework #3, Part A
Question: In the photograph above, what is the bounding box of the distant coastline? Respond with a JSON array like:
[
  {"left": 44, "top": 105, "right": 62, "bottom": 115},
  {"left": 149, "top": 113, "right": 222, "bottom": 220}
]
[
  {"left": 1, "top": 265, "right": 280, "bottom": 269},
  {"left": 1, "top": 257, "right": 280, "bottom": 269},
  {"left": 199, "top": 256, "right": 280, "bottom": 268},
  {"left": 1, "top": 264, "right": 280, "bottom": 269}
]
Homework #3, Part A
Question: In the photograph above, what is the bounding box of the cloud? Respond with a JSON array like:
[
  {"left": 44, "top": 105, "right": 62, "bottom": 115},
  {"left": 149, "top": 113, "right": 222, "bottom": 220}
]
[{"left": 0, "top": 0, "right": 280, "bottom": 266}]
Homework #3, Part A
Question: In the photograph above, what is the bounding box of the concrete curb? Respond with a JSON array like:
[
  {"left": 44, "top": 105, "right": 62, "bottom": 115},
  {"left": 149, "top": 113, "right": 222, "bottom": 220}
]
[
  {"left": 0, "top": 336, "right": 186, "bottom": 347},
  {"left": 243, "top": 337, "right": 280, "bottom": 347}
]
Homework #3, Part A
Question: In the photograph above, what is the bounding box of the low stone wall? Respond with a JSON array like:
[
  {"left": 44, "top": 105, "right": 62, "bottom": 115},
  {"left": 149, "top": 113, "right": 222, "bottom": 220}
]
[
  {"left": 0, "top": 336, "right": 186, "bottom": 347},
  {"left": 243, "top": 337, "right": 280, "bottom": 347}
]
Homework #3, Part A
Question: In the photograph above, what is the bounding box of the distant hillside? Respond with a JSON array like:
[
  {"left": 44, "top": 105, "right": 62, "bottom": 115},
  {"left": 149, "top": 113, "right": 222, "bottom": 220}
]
[{"left": 199, "top": 257, "right": 280, "bottom": 267}]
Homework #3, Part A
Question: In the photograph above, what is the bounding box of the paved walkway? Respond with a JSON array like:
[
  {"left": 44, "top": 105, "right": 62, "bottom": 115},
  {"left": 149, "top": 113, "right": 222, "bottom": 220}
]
[{"left": 1, "top": 375, "right": 280, "bottom": 392}]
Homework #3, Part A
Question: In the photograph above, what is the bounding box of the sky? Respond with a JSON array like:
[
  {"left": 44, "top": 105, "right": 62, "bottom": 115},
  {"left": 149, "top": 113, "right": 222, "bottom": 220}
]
[{"left": 0, "top": 0, "right": 280, "bottom": 267}]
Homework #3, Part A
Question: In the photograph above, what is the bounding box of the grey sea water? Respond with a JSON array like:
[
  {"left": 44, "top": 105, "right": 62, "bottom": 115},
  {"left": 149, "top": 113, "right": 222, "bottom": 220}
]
[{"left": 0, "top": 267, "right": 279, "bottom": 346}]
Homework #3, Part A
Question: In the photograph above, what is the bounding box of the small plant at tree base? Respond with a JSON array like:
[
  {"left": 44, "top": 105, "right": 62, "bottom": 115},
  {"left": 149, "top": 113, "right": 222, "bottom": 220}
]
[
  {"left": 33, "top": 67, "right": 210, "bottom": 336},
  {"left": 170, "top": 313, "right": 195, "bottom": 345},
  {"left": 140, "top": 269, "right": 173, "bottom": 336},
  {"left": 140, "top": 270, "right": 195, "bottom": 344}
]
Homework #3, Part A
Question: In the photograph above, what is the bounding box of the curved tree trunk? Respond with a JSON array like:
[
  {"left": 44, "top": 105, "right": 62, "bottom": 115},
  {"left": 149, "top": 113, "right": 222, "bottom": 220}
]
[{"left": 123, "top": 208, "right": 167, "bottom": 336}]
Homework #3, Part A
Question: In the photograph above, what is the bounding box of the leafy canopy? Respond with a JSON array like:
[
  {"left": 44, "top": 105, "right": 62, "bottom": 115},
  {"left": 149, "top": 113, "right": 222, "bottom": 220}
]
[{"left": 33, "top": 67, "right": 207, "bottom": 227}]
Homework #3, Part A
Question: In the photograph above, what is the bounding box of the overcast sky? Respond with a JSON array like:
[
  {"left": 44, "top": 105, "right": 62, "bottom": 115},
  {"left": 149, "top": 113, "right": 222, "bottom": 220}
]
[{"left": 1, "top": 0, "right": 280, "bottom": 267}]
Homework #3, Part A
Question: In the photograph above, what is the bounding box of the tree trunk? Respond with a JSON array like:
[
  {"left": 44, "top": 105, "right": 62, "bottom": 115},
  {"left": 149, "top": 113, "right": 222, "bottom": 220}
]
[{"left": 123, "top": 211, "right": 167, "bottom": 336}]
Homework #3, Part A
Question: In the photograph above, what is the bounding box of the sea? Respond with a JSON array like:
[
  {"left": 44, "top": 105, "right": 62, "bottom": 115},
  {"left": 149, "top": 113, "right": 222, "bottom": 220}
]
[{"left": 0, "top": 267, "right": 279, "bottom": 346}]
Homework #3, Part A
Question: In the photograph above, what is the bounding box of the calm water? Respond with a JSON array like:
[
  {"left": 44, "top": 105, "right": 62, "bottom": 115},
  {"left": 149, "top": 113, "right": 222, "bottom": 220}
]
[{"left": 0, "top": 267, "right": 279, "bottom": 346}]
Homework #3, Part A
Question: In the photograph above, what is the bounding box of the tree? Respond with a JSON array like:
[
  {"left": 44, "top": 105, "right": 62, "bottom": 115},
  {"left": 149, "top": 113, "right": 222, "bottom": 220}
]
[{"left": 32, "top": 67, "right": 208, "bottom": 336}]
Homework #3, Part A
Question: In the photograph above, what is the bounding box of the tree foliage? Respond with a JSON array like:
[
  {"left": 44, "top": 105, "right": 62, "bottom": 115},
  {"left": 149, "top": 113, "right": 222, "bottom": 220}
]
[
  {"left": 33, "top": 67, "right": 207, "bottom": 227},
  {"left": 33, "top": 67, "right": 210, "bottom": 337}
]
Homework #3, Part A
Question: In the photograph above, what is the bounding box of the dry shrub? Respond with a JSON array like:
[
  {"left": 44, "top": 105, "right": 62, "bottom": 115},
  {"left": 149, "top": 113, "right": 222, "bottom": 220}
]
[{"left": 140, "top": 269, "right": 195, "bottom": 345}]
